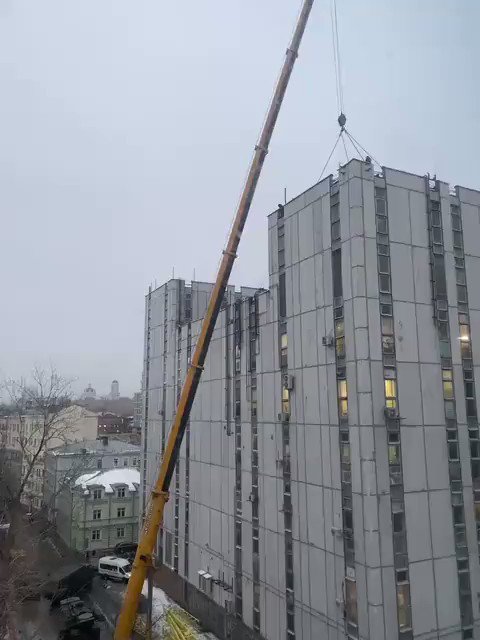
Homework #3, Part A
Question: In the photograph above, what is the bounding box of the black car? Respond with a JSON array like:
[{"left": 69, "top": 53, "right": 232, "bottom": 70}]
[{"left": 113, "top": 542, "right": 137, "bottom": 559}]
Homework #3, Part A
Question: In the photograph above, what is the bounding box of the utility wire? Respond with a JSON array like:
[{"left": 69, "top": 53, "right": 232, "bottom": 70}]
[
  {"left": 344, "top": 130, "right": 364, "bottom": 160},
  {"left": 318, "top": 131, "right": 342, "bottom": 182},
  {"left": 345, "top": 128, "right": 382, "bottom": 168},
  {"left": 341, "top": 132, "right": 349, "bottom": 162}
]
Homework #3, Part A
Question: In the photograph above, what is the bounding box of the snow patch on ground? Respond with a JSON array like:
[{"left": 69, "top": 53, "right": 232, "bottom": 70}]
[{"left": 139, "top": 584, "right": 218, "bottom": 639}]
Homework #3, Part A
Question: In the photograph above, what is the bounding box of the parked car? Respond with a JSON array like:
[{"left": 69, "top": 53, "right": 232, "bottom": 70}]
[
  {"left": 98, "top": 556, "right": 132, "bottom": 582},
  {"left": 113, "top": 542, "right": 137, "bottom": 559}
]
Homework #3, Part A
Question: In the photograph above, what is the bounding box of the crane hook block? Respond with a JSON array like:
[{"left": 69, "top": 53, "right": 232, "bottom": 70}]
[{"left": 338, "top": 112, "right": 347, "bottom": 129}]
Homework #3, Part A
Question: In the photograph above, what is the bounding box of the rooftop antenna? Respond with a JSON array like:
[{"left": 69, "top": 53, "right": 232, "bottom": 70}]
[{"left": 284, "top": 187, "right": 287, "bottom": 205}]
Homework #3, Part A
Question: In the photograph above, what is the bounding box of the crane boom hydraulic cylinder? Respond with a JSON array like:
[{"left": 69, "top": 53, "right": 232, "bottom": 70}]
[{"left": 114, "top": 2, "right": 315, "bottom": 637}]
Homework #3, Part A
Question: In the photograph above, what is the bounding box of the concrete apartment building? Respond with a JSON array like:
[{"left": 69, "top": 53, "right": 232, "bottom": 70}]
[
  {"left": 54, "top": 467, "right": 140, "bottom": 556},
  {"left": 141, "top": 159, "right": 480, "bottom": 640},
  {"left": 44, "top": 436, "right": 140, "bottom": 523},
  {"left": 0, "top": 404, "right": 98, "bottom": 510}
]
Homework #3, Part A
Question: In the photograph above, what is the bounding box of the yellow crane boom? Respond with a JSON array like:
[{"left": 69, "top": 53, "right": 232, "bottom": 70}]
[{"left": 114, "top": 2, "right": 315, "bottom": 637}]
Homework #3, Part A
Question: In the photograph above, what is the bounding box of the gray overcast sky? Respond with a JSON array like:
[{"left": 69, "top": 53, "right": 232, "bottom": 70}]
[{"left": 0, "top": 1, "right": 478, "bottom": 398}]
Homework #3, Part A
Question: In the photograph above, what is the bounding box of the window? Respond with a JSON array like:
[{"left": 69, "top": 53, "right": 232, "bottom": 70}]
[
  {"left": 282, "top": 388, "right": 290, "bottom": 415},
  {"left": 97, "top": 459, "right": 102, "bottom": 470},
  {"left": 336, "top": 335, "right": 345, "bottom": 358},
  {"left": 459, "top": 324, "right": 470, "bottom": 342},
  {"left": 393, "top": 512, "right": 404, "bottom": 533},
  {"left": 453, "top": 231, "right": 463, "bottom": 248},
  {"left": 113, "top": 458, "right": 119, "bottom": 467},
  {"left": 117, "top": 507, "right": 125, "bottom": 518},
  {"left": 117, "top": 487, "right": 126, "bottom": 498},
  {"left": 381, "top": 316, "right": 394, "bottom": 336},
  {"left": 123, "top": 458, "right": 128, "bottom": 467},
  {"left": 378, "top": 255, "right": 390, "bottom": 274},
  {"left": 280, "top": 333, "right": 288, "bottom": 366},
  {"left": 445, "top": 400, "right": 456, "bottom": 419},
  {"left": 165, "top": 531, "right": 173, "bottom": 567},
  {"left": 117, "top": 527, "right": 125, "bottom": 539},
  {"left": 133, "top": 458, "right": 138, "bottom": 467},
  {"left": 331, "top": 220, "right": 341, "bottom": 241},
  {"left": 279, "top": 272, "right": 286, "bottom": 318},
  {"left": 456, "top": 269, "right": 466, "bottom": 285},
  {"left": 379, "top": 274, "right": 391, "bottom": 293},
  {"left": 432, "top": 227, "right": 443, "bottom": 244},
  {"left": 338, "top": 380, "right": 348, "bottom": 417},
  {"left": 93, "top": 509, "right": 101, "bottom": 520},
  {"left": 389, "top": 445, "right": 400, "bottom": 465},
  {"left": 345, "top": 579, "right": 358, "bottom": 626},
  {"left": 397, "top": 583, "right": 412, "bottom": 630},
  {"left": 443, "top": 379, "right": 454, "bottom": 400},
  {"left": 93, "top": 488, "right": 102, "bottom": 500},
  {"left": 332, "top": 249, "right": 342, "bottom": 298},
  {"left": 91, "top": 529, "right": 101, "bottom": 541},
  {"left": 375, "top": 198, "right": 386, "bottom": 215},
  {"left": 376, "top": 217, "right": 388, "bottom": 234},
  {"left": 457, "top": 285, "right": 467, "bottom": 304},
  {"left": 330, "top": 202, "right": 340, "bottom": 222},
  {"left": 382, "top": 335, "right": 395, "bottom": 355},
  {"left": 451, "top": 214, "right": 462, "bottom": 231},
  {"left": 385, "top": 378, "right": 397, "bottom": 408}
]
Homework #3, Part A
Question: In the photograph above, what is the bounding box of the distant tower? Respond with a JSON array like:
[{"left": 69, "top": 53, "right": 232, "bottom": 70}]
[
  {"left": 110, "top": 380, "right": 120, "bottom": 400},
  {"left": 83, "top": 383, "right": 96, "bottom": 400}
]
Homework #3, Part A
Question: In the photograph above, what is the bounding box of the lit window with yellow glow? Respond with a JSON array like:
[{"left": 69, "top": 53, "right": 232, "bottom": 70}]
[
  {"left": 384, "top": 378, "right": 397, "bottom": 408},
  {"left": 282, "top": 388, "right": 290, "bottom": 414},
  {"left": 338, "top": 380, "right": 348, "bottom": 417}
]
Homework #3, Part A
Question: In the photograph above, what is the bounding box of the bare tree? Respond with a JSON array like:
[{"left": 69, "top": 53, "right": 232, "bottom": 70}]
[{"left": 0, "top": 366, "right": 87, "bottom": 638}]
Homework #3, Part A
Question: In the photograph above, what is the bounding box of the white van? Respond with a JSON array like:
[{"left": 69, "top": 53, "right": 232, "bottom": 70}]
[{"left": 98, "top": 556, "right": 132, "bottom": 582}]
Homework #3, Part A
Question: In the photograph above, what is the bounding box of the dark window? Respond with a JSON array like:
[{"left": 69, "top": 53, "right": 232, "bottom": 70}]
[
  {"left": 331, "top": 220, "right": 341, "bottom": 241},
  {"left": 456, "top": 268, "right": 466, "bottom": 285},
  {"left": 433, "top": 254, "right": 447, "bottom": 296},
  {"left": 331, "top": 202, "right": 340, "bottom": 223},
  {"left": 377, "top": 217, "right": 388, "bottom": 234},
  {"left": 379, "top": 274, "right": 391, "bottom": 293},
  {"left": 393, "top": 512, "right": 404, "bottom": 533},
  {"left": 345, "top": 579, "right": 358, "bottom": 626},
  {"left": 431, "top": 210, "right": 441, "bottom": 227},
  {"left": 332, "top": 249, "right": 343, "bottom": 298},
  {"left": 375, "top": 198, "right": 386, "bottom": 215},
  {"left": 432, "top": 227, "right": 443, "bottom": 244},
  {"left": 457, "top": 285, "right": 467, "bottom": 303},
  {"left": 453, "top": 231, "right": 463, "bottom": 248},
  {"left": 378, "top": 255, "right": 390, "bottom": 274},
  {"left": 279, "top": 272, "right": 286, "bottom": 318},
  {"left": 451, "top": 214, "right": 462, "bottom": 231}
]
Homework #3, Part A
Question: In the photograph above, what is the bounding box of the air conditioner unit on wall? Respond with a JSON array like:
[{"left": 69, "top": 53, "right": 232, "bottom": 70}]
[
  {"left": 322, "top": 335, "right": 334, "bottom": 347},
  {"left": 282, "top": 374, "right": 294, "bottom": 390}
]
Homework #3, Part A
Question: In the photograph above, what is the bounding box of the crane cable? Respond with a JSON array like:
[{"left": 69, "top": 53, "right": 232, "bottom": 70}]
[{"left": 319, "top": 0, "right": 383, "bottom": 179}]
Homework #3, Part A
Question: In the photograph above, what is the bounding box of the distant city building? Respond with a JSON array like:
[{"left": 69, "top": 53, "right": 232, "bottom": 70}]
[
  {"left": 44, "top": 436, "right": 140, "bottom": 524},
  {"left": 55, "top": 467, "right": 140, "bottom": 557},
  {"left": 110, "top": 380, "right": 120, "bottom": 400},
  {"left": 82, "top": 383, "right": 96, "bottom": 401}
]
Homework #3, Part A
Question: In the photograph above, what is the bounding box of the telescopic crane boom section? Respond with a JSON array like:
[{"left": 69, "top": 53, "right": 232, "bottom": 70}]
[{"left": 114, "top": 2, "right": 315, "bottom": 637}]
